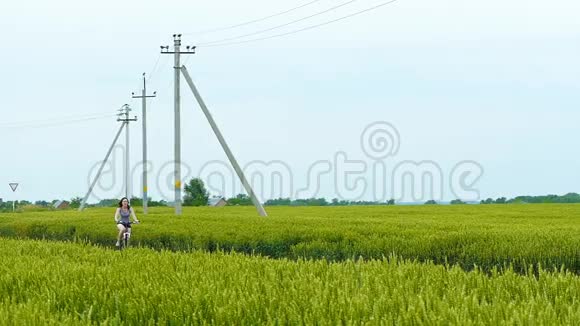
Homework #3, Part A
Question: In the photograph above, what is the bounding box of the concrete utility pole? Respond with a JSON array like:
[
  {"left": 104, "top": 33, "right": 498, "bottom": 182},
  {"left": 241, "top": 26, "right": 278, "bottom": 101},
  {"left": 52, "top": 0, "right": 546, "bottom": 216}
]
[
  {"left": 117, "top": 105, "right": 138, "bottom": 200},
  {"left": 132, "top": 74, "right": 156, "bottom": 214},
  {"left": 79, "top": 106, "right": 131, "bottom": 211},
  {"left": 160, "top": 34, "right": 267, "bottom": 216},
  {"left": 161, "top": 34, "right": 195, "bottom": 215}
]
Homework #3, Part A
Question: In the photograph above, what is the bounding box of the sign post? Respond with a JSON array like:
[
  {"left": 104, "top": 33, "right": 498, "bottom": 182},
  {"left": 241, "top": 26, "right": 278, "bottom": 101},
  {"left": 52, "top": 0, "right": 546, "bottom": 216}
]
[{"left": 9, "top": 183, "right": 18, "bottom": 212}]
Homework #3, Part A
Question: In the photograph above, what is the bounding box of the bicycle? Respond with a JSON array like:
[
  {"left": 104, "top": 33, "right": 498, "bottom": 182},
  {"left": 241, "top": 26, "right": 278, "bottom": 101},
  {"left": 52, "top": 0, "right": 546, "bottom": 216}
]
[{"left": 118, "top": 221, "right": 139, "bottom": 250}]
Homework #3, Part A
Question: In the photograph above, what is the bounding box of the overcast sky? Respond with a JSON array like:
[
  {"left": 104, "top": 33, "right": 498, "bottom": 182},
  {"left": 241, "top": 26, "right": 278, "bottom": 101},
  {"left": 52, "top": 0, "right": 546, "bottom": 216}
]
[{"left": 0, "top": 0, "right": 579, "bottom": 203}]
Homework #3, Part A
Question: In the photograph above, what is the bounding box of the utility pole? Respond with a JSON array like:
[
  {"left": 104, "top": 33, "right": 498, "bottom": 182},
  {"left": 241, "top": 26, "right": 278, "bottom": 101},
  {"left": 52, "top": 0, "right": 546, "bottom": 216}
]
[
  {"left": 79, "top": 105, "right": 131, "bottom": 211},
  {"left": 161, "top": 34, "right": 195, "bottom": 215},
  {"left": 117, "top": 105, "right": 138, "bottom": 200},
  {"left": 132, "top": 73, "right": 156, "bottom": 214},
  {"left": 160, "top": 34, "right": 266, "bottom": 216}
]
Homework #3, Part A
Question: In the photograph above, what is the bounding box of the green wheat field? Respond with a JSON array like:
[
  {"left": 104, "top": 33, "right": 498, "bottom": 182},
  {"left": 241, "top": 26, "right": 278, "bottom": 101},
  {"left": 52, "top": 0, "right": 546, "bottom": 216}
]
[{"left": 1, "top": 205, "right": 579, "bottom": 324}]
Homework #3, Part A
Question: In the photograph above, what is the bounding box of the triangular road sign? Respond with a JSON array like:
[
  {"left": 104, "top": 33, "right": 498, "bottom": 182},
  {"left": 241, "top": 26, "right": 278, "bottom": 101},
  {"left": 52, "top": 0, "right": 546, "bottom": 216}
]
[{"left": 9, "top": 183, "right": 18, "bottom": 192}]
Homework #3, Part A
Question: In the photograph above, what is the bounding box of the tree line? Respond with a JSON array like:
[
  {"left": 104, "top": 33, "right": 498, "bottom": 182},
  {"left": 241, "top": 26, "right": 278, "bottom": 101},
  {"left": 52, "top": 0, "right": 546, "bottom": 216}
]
[
  {"left": 478, "top": 193, "right": 580, "bottom": 204},
  {"left": 3, "top": 177, "right": 580, "bottom": 211}
]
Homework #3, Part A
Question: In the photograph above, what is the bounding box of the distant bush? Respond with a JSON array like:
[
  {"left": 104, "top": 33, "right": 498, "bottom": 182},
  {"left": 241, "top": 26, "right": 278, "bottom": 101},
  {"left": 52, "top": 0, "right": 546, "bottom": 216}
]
[{"left": 19, "top": 205, "right": 56, "bottom": 212}]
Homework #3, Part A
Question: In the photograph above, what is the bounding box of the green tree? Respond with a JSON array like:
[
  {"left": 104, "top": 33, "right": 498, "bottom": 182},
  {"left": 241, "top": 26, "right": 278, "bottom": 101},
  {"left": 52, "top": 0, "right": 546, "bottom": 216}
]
[
  {"left": 450, "top": 199, "right": 466, "bottom": 205},
  {"left": 292, "top": 198, "right": 328, "bottom": 206},
  {"left": 495, "top": 197, "right": 507, "bottom": 204},
  {"left": 183, "top": 178, "right": 209, "bottom": 206},
  {"left": 228, "top": 194, "right": 253, "bottom": 206},
  {"left": 424, "top": 200, "right": 438, "bottom": 205},
  {"left": 96, "top": 199, "right": 119, "bottom": 207},
  {"left": 130, "top": 197, "right": 143, "bottom": 207},
  {"left": 70, "top": 197, "right": 83, "bottom": 209},
  {"left": 34, "top": 200, "right": 49, "bottom": 207},
  {"left": 148, "top": 199, "right": 167, "bottom": 207}
]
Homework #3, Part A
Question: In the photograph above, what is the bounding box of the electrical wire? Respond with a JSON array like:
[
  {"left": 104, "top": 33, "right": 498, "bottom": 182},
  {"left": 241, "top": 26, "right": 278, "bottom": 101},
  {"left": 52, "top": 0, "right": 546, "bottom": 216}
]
[
  {"left": 200, "top": 0, "right": 400, "bottom": 48},
  {"left": 0, "top": 112, "right": 118, "bottom": 128},
  {"left": 1, "top": 114, "right": 116, "bottom": 130},
  {"left": 185, "top": 0, "right": 323, "bottom": 36},
  {"left": 148, "top": 57, "right": 173, "bottom": 98},
  {"left": 146, "top": 53, "right": 163, "bottom": 83},
  {"left": 198, "top": 0, "right": 358, "bottom": 46},
  {"left": 130, "top": 52, "right": 165, "bottom": 108}
]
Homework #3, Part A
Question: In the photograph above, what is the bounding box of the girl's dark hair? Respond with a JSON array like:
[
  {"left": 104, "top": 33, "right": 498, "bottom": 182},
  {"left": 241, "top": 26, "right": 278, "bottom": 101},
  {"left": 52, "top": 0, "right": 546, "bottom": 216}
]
[{"left": 118, "top": 197, "right": 131, "bottom": 209}]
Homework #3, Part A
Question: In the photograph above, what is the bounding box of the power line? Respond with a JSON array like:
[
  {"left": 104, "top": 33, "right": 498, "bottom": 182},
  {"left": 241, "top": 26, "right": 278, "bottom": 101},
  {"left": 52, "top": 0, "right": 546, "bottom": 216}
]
[
  {"left": 1, "top": 114, "right": 116, "bottom": 130},
  {"left": 146, "top": 53, "right": 162, "bottom": 83},
  {"left": 141, "top": 56, "right": 174, "bottom": 101},
  {"left": 154, "top": 55, "right": 172, "bottom": 88},
  {"left": 129, "top": 53, "right": 166, "bottom": 114},
  {"left": 198, "top": 0, "right": 358, "bottom": 46},
  {"left": 133, "top": 51, "right": 165, "bottom": 98},
  {"left": 129, "top": 53, "right": 161, "bottom": 97},
  {"left": 201, "top": 0, "right": 400, "bottom": 48},
  {"left": 185, "top": 0, "right": 323, "bottom": 36},
  {"left": 0, "top": 112, "right": 117, "bottom": 128}
]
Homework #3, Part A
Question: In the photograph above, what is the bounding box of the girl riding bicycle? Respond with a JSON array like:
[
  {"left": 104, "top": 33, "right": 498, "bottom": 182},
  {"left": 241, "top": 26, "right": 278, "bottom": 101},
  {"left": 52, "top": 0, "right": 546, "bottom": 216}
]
[{"left": 115, "top": 197, "right": 140, "bottom": 248}]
